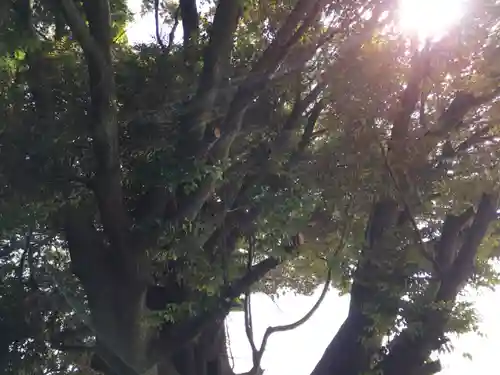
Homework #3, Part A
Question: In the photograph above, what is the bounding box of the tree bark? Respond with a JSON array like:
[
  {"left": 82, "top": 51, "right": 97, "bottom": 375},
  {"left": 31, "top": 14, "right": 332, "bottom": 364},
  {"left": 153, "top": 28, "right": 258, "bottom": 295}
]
[
  {"left": 311, "top": 198, "right": 404, "bottom": 375},
  {"left": 156, "top": 320, "right": 234, "bottom": 375},
  {"left": 86, "top": 270, "right": 147, "bottom": 374}
]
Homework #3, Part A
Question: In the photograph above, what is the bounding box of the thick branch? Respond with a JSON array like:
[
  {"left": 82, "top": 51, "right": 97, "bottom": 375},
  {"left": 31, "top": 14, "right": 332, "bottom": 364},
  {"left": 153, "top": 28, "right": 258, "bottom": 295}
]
[
  {"left": 173, "top": 0, "right": 379, "bottom": 229},
  {"left": 164, "top": 240, "right": 303, "bottom": 352},
  {"left": 154, "top": 0, "right": 166, "bottom": 50},
  {"left": 179, "top": 0, "right": 199, "bottom": 58},
  {"left": 376, "top": 194, "right": 497, "bottom": 375},
  {"left": 179, "top": 0, "right": 241, "bottom": 145},
  {"left": 271, "top": 85, "right": 325, "bottom": 158},
  {"left": 59, "top": 0, "right": 130, "bottom": 249},
  {"left": 297, "top": 100, "right": 326, "bottom": 153},
  {"left": 438, "top": 193, "right": 497, "bottom": 300},
  {"left": 247, "top": 0, "right": 324, "bottom": 85},
  {"left": 422, "top": 87, "right": 500, "bottom": 155},
  {"left": 58, "top": 0, "right": 105, "bottom": 68},
  {"left": 211, "top": 0, "right": 385, "bottom": 163}
]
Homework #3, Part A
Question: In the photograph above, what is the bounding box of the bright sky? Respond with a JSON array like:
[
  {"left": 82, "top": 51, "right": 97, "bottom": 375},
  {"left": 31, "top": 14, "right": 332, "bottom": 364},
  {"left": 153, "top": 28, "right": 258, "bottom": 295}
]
[
  {"left": 398, "top": 0, "right": 467, "bottom": 41},
  {"left": 125, "top": 1, "right": 500, "bottom": 374}
]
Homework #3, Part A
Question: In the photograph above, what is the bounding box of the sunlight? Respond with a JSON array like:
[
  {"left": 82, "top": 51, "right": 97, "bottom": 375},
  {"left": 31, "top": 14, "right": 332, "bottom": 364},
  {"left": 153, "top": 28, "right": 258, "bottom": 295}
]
[{"left": 398, "top": 0, "right": 468, "bottom": 41}]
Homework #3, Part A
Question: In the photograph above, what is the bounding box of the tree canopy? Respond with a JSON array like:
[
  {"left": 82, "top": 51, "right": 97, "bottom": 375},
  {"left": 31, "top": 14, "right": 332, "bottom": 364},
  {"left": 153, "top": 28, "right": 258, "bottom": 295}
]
[{"left": 1, "top": 0, "right": 500, "bottom": 375}]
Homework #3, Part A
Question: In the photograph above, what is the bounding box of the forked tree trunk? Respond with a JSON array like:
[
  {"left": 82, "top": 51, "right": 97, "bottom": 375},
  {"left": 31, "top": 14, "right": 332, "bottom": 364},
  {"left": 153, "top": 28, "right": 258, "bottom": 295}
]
[{"left": 78, "top": 256, "right": 234, "bottom": 375}]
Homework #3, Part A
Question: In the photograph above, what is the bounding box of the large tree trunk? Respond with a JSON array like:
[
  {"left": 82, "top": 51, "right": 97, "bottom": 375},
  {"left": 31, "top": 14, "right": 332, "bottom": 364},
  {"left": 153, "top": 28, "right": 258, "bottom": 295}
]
[
  {"left": 69, "top": 245, "right": 234, "bottom": 375},
  {"left": 157, "top": 320, "right": 234, "bottom": 375},
  {"left": 86, "top": 269, "right": 148, "bottom": 375},
  {"left": 82, "top": 269, "right": 234, "bottom": 375},
  {"left": 63, "top": 211, "right": 150, "bottom": 374},
  {"left": 311, "top": 198, "right": 405, "bottom": 375}
]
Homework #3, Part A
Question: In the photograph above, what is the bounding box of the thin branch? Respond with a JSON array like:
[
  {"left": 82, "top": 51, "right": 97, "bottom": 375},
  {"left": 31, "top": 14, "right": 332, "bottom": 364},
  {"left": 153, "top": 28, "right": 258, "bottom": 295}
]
[
  {"left": 244, "top": 236, "right": 258, "bottom": 359},
  {"left": 419, "top": 90, "right": 427, "bottom": 129},
  {"left": 243, "top": 212, "right": 351, "bottom": 375},
  {"left": 154, "top": 0, "right": 166, "bottom": 50},
  {"left": 26, "top": 229, "right": 38, "bottom": 291},
  {"left": 166, "top": 7, "right": 180, "bottom": 54},
  {"left": 245, "top": 267, "right": 332, "bottom": 375},
  {"left": 272, "top": 85, "right": 325, "bottom": 155},
  {"left": 247, "top": 0, "right": 324, "bottom": 84},
  {"left": 225, "top": 319, "right": 236, "bottom": 370},
  {"left": 244, "top": 293, "right": 258, "bottom": 361},
  {"left": 211, "top": 0, "right": 384, "bottom": 163}
]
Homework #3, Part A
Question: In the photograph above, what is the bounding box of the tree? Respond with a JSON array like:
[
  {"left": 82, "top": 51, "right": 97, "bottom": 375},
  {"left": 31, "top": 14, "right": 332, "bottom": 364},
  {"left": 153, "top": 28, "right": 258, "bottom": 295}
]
[{"left": 1, "top": 1, "right": 500, "bottom": 375}]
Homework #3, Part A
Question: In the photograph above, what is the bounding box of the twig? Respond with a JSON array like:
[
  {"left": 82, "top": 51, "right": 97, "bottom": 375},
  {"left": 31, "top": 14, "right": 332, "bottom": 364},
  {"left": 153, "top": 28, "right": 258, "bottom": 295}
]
[{"left": 113, "top": 28, "right": 127, "bottom": 43}]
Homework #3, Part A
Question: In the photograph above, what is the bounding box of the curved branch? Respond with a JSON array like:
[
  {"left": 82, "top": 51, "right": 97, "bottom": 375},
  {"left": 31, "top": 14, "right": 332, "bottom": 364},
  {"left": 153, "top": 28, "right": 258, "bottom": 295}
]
[
  {"left": 58, "top": 0, "right": 105, "bottom": 68},
  {"left": 245, "top": 268, "right": 332, "bottom": 375},
  {"left": 166, "top": 7, "right": 180, "bottom": 54},
  {"left": 154, "top": 0, "right": 166, "bottom": 50}
]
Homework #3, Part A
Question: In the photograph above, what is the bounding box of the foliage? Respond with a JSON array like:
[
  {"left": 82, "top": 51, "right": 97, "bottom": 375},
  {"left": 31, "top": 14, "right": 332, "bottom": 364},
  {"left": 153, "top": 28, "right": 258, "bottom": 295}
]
[{"left": 0, "top": 1, "right": 500, "bottom": 375}]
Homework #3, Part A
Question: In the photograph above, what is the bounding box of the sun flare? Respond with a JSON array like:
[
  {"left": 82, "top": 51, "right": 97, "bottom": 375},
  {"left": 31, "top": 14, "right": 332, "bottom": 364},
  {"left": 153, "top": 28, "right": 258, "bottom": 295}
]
[{"left": 398, "top": 0, "right": 468, "bottom": 41}]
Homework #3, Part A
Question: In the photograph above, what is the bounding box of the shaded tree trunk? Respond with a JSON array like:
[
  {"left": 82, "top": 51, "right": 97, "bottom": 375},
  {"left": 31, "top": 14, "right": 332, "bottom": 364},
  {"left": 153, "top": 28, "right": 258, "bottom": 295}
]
[
  {"left": 86, "top": 270, "right": 147, "bottom": 374},
  {"left": 157, "top": 320, "right": 234, "bottom": 375},
  {"left": 311, "top": 198, "right": 405, "bottom": 375},
  {"left": 311, "top": 194, "right": 497, "bottom": 375}
]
